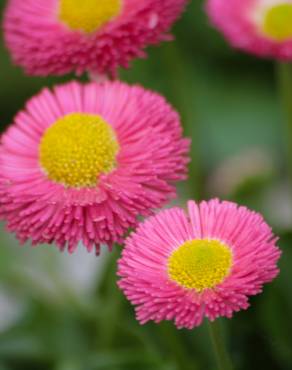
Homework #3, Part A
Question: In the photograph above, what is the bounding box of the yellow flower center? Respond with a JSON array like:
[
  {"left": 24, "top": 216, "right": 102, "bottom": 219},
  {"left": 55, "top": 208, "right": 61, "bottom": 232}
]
[
  {"left": 167, "top": 239, "right": 232, "bottom": 292},
  {"left": 263, "top": 3, "right": 292, "bottom": 41},
  {"left": 59, "top": 0, "right": 122, "bottom": 34},
  {"left": 39, "top": 113, "right": 119, "bottom": 188}
]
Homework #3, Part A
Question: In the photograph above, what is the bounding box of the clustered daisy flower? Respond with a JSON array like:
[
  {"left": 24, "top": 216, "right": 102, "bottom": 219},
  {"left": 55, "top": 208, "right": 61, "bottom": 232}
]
[
  {"left": 118, "top": 199, "right": 281, "bottom": 329},
  {"left": 206, "top": 0, "right": 292, "bottom": 60},
  {"left": 0, "top": 81, "right": 190, "bottom": 253},
  {"left": 3, "top": 0, "right": 187, "bottom": 76}
]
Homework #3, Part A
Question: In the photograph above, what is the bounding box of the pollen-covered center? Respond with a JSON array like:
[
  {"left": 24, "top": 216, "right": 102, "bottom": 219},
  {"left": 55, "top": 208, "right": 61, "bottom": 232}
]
[
  {"left": 167, "top": 239, "right": 232, "bottom": 292},
  {"left": 59, "top": 0, "right": 122, "bottom": 34},
  {"left": 39, "top": 113, "right": 119, "bottom": 188},
  {"left": 263, "top": 3, "right": 292, "bottom": 41}
]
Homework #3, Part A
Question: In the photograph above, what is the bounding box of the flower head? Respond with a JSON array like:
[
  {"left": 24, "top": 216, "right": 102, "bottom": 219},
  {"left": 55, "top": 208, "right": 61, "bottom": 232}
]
[
  {"left": 3, "top": 0, "right": 187, "bottom": 76},
  {"left": 0, "top": 81, "right": 190, "bottom": 253},
  {"left": 206, "top": 0, "right": 292, "bottom": 60},
  {"left": 118, "top": 199, "right": 281, "bottom": 329}
]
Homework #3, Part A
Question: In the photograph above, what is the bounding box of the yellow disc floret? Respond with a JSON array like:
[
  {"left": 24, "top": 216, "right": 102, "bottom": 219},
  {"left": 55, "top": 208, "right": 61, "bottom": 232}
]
[
  {"left": 39, "top": 113, "right": 119, "bottom": 188},
  {"left": 263, "top": 3, "right": 292, "bottom": 41},
  {"left": 59, "top": 0, "right": 122, "bottom": 34},
  {"left": 167, "top": 239, "right": 232, "bottom": 292}
]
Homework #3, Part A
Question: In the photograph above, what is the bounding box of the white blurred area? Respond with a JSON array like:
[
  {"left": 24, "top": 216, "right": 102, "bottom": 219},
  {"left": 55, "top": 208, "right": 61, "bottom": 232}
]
[
  {"left": 0, "top": 230, "right": 110, "bottom": 332},
  {"left": 207, "top": 146, "right": 292, "bottom": 229},
  {"left": 208, "top": 147, "right": 274, "bottom": 197},
  {"left": 0, "top": 288, "right": 25, "bottom": 333}
]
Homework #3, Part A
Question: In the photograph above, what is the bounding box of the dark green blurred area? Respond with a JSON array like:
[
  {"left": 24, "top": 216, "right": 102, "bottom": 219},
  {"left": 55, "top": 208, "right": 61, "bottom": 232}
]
[{"left": 0, "top": 1, "right": 292, "bottom": 370}]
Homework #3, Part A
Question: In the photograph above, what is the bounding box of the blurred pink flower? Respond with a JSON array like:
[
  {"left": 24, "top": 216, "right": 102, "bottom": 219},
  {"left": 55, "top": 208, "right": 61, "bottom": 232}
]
[
  {"left": 3, "top": 0, "right": 187, "bottom": 76},
  {"left": 118, "top": 199, "right": 281, "bottom": 329},
  {"left": 206, "top": 0, "right": 292, "bottom": 60},
  {"left": 0, "top": 81, "right": 190, "bottom": 253}
]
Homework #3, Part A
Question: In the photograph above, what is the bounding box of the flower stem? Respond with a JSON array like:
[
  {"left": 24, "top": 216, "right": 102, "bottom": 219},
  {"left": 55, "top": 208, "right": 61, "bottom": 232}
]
[
  {"left": 276, "top": 62, "right": 292, "bottom": 187},
  {"left": 97, "top": 247, "right": 123, "bottom": 349},
  {"left": 207, "top": 321, "right": 233, "bottom": 370}
]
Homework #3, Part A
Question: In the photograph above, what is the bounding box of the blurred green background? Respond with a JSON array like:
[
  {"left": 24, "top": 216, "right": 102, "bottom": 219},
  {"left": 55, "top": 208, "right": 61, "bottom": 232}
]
[{"left": 0, "top": 1, "right": 292, "bottom": 369}]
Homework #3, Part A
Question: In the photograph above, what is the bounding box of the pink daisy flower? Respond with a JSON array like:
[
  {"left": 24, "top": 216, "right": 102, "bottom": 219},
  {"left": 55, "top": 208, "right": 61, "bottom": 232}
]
[
  {"left": 3, "top": 0, "right": 188, "bottom": 77},
  {"left": 0, "top": 81, "right": 190, "bottom": 253},
  {"left": 118, "top": 199, "right": 281, "bottom": 329},
  {"left": 206, "top": 0, "right": 292, "bottom": 60}
]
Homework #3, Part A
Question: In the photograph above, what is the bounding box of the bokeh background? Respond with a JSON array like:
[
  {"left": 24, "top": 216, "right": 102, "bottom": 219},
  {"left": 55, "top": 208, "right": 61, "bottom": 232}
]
[{"left": 0, "top": 1, "right": 292, "bottom": 369}]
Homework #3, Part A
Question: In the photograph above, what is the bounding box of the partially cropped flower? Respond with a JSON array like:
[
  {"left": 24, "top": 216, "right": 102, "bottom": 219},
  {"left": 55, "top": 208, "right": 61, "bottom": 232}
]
[
  {"left": 118, "top": 199, "right": 281, "bottom": 329},
  {"left": 0, "top": 81, "right": 189, "bottom": 253},
  {"left": 206, "top": 0, "right": 292, "bottom": 60},
  {"left": 3, "top": 0, "right": 187, "bottom": 77}
]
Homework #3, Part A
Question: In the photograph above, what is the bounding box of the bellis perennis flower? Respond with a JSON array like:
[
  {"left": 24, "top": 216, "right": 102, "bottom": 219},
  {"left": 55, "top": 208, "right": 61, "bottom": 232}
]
[
  {"left": 0, "top": 81, "right": 190, "bottom": 253},
  {"left": 4, "top": 0, "right": 188, "bottom": 76},
  {"left": 207, "top": 0, "right": 292, "bottom": 60},
  {"left": 118, "top": 199, "right": 281, "bottom": 329}
]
